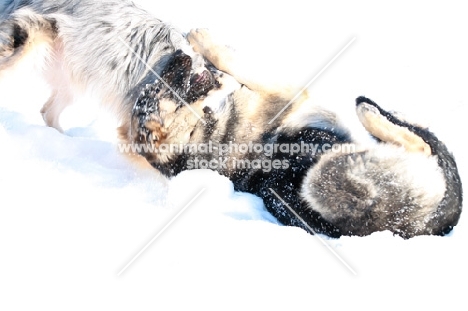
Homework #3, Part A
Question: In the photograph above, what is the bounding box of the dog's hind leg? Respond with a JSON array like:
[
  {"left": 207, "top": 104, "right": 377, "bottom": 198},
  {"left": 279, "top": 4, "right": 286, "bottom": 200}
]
[
  {"left": 40, "top": 86, "right": 74, "bottom": 131},
  {"left": 0, "top": 8, "right": 74, "bottom": 131}
]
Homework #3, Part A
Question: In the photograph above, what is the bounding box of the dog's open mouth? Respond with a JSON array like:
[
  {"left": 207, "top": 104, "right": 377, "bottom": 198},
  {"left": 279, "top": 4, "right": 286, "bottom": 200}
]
[
  {"left": 186, "top": 69, "right": 217, "bottom": 102},
  {"left": 159, "top": 49, "right": 218, "bottom": 104},
  {"left": 132, "top": 49, "right": 218, "bottom": 125},
  {"left": 130, "top": 49, "right": 219, "bottom": 147}
]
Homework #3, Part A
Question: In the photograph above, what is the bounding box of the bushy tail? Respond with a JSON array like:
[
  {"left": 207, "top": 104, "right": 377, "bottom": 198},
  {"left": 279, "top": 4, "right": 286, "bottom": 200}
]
[
  {"left": 0, "top": 5, "right": 56, "bottom": 69},
  {"left": 300, "top": 97, "right": 462, "bottom": 238}
]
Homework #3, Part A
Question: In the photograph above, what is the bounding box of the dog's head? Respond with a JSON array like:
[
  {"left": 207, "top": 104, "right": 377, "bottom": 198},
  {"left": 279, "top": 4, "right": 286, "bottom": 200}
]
[
  {"left": 132, "top": 49, "right": 219, "bottom": 120},
  {"left": 156, "top": 49, "right": 219, "bottom": 104},
  {"left": 125, "top": 50, "right": 221, "bottom": 162}
]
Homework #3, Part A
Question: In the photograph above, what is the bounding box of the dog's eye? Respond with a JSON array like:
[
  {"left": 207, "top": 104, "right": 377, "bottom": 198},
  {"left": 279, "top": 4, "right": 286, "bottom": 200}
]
[{"left": 203, "top": 106, "right": 213, "bottom": 114}]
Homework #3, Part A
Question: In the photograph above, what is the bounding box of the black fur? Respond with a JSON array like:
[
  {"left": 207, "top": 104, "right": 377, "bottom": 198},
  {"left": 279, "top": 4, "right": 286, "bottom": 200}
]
[{"left": 131, "top": 53, "right": 462, "bottom": 239}]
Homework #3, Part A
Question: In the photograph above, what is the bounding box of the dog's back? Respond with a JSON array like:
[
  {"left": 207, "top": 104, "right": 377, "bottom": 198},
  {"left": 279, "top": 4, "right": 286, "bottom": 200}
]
[{"left": 0, "top": 0, "right": 210, "bottom": 132}]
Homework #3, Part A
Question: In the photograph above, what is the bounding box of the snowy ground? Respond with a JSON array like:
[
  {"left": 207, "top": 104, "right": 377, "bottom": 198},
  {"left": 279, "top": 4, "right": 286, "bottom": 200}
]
[{"left": 1, "top": 1, "right": 467, "bottom": 310}]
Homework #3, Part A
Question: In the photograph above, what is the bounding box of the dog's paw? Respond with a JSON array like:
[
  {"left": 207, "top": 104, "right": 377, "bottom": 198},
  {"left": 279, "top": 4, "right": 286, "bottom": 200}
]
[
  {"left": 131, "top": 112, "right": 167, "bottom": 149},
  {"left": 131, "top": 83, "right": 167, "bottom": 147},
  {"left": 187, "top": 29, "right": 214, "bottom": 55},
  {"left": 135, "top": 118, "right": 167, "bottom": 147},
  {"left": 187, "top": 29, "right": 235, "bottom": 71}
]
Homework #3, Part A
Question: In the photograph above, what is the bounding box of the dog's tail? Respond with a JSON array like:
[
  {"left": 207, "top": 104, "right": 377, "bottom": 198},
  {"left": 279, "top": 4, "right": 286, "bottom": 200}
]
[
  {"left": 0, "top": 5, "right": 57, "bottom": 70},
  {"left": 300, "top": 97, "right": 463, "bottom": 238}
]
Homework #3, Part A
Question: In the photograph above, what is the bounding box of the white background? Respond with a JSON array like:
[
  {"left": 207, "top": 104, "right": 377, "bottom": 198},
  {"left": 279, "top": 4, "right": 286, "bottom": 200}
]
[{"left": 1, "top": 0, "right": 467, "bottom": 309}]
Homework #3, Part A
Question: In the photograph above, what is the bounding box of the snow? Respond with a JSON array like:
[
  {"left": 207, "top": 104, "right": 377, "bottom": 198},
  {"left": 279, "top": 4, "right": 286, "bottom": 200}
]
[{"left": 1, "top": 0, "right": 467, "bottom": 310}]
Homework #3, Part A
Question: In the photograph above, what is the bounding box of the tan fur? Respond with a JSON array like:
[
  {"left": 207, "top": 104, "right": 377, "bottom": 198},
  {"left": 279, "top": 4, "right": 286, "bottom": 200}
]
[
  {"left": 185, "top": 28, "right": 461, "bottom": 238},
  {"left": 357, "top": 103, "right": 432, "bottom": 155}
]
